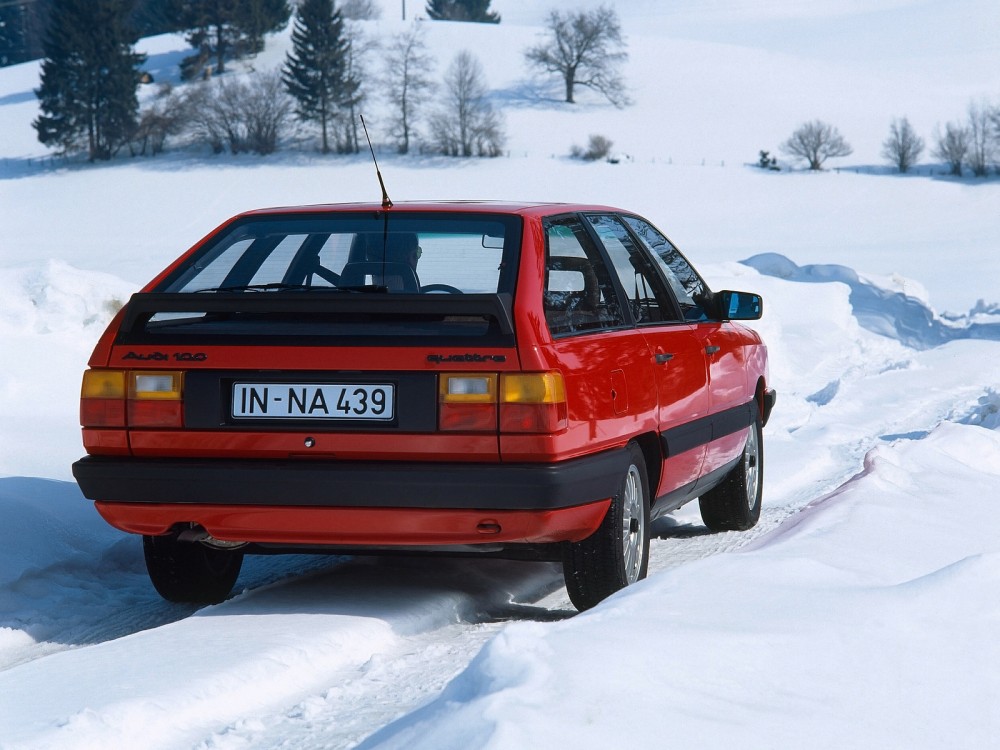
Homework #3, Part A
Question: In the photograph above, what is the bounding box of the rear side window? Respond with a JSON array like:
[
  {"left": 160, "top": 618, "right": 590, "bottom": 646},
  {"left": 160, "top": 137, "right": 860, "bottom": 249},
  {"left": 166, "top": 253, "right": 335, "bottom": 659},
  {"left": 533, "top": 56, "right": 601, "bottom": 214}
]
[{"left": 543, "top": 216, "right": 626, "bottom": 336}]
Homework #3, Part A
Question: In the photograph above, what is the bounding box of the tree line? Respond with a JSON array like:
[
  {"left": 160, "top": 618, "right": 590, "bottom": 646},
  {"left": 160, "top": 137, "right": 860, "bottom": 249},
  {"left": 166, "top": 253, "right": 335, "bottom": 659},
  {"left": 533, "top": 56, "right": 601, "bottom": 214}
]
[
  {"left": 32, "top": 0, "right": 630, "bottom": 162},
  {"left": 771, "top": 103, "right": 1000, "bottom": 177}
]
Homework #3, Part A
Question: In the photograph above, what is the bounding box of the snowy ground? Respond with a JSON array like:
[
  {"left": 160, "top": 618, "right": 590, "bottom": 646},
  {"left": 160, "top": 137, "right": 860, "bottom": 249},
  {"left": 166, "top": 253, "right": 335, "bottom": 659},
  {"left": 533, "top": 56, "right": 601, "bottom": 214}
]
[{"left": 1, "top": 1, "right": 999, "bottom": 748}]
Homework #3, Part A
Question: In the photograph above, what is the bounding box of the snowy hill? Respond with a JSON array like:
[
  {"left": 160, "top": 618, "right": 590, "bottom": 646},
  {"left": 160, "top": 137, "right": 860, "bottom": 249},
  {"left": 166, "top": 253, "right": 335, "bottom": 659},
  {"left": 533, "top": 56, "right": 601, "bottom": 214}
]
[{"left": 1, "top": 1, "right": 1000, "bottom": 747}]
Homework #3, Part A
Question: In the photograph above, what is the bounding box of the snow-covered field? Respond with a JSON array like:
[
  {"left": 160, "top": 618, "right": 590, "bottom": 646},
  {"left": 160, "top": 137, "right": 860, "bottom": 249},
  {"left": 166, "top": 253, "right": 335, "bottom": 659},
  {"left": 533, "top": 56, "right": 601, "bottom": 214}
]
[{"left": 1, "top": 1, "right": 999, "bottom": 747}]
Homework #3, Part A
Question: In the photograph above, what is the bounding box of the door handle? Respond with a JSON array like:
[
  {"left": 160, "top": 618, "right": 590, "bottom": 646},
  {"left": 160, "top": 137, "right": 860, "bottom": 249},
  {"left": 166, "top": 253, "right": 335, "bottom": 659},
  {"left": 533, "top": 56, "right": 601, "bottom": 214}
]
[
  {"left": 705, "top": 345, "right": 721, "bottom": 355},
  {"left": 655, "top": 353, "right": 674, "bottom": 364}
]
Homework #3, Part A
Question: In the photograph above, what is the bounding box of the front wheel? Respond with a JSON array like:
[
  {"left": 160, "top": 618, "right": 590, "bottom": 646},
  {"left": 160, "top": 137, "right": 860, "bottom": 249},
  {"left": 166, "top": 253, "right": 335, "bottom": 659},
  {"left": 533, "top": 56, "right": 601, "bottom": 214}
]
[
  {"left": 563, "top": 443, "right": 650, "bottom": 611},
  {"left": 143, "top": 534, "right": 244, "bottom": 604},
  {"left": 699, "top": 409, "right": 763, "bottom": 532}
]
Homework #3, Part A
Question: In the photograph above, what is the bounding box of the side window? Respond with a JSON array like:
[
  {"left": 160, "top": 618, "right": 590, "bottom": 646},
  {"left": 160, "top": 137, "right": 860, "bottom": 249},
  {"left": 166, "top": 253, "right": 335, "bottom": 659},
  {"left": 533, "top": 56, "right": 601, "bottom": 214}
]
[
  {"left": 586, "top": 214, "right": 680, "bottom": 325},
  {"left": 543, "top": 217, "right": 626, "bottom": 337},
  {"left": 622, "top": 215, "right": 712, "bottom": 322}
]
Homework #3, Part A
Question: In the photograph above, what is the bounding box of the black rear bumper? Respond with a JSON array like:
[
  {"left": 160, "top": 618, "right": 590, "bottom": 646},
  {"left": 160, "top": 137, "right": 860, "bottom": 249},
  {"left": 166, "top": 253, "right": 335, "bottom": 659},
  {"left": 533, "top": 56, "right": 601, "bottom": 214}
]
[{"left": 72, "top": 449, "right": 629, "bottom": 511}]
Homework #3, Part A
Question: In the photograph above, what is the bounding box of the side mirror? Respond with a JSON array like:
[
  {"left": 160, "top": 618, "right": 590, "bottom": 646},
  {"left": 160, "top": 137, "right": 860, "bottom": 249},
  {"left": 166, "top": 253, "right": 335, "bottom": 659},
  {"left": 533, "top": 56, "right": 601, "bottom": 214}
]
[{"left": 717, "top": 290, "right": 762, "bottom": 320}]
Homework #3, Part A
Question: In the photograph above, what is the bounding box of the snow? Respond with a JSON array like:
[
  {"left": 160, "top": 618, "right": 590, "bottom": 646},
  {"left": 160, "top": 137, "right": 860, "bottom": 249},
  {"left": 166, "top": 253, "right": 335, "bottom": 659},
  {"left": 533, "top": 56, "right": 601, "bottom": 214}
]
[{"left": 1, "top": 0, "right": 1000, "bottom": 747}]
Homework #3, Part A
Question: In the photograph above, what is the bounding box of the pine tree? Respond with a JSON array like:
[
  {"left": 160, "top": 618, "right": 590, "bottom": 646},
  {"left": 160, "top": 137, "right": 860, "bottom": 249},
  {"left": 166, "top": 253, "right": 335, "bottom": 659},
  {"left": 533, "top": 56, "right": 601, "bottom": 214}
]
[
  {"left": 425, "top": 0, "right": 499, "bottom": 24},
  {"left": 169, "top": 0, "right": 288, "bottom": 79},
  {"left": 234, "top": 0, "right": 290, "bottom": 56},
  {"left": 0, "top": 3, "right": 29, "bottom": 66},
  {"left": 33, "top": 0, "right": 145, "bottom": 161},
  {"left": 282, "top": 0, "right": 350, "bottom": 153}
]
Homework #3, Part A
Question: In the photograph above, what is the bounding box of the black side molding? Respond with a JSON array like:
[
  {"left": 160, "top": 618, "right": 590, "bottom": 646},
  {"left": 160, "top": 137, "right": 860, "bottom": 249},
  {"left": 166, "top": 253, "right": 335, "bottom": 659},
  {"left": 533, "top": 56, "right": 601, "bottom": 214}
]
[{"left": 660, "top": 400, "right": 757, "bottom": 458}]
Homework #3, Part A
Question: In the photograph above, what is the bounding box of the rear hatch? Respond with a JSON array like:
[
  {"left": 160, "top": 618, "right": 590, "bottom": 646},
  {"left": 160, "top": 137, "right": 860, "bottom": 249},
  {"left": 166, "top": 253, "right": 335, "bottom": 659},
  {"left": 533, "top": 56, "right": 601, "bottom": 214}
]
[{"left": 85, "top": 211, "right": 525, "bottom": 463}]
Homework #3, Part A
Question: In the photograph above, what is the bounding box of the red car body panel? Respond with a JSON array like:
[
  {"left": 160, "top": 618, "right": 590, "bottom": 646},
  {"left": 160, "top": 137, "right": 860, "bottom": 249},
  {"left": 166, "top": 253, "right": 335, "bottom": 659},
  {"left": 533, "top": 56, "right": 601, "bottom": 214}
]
[{"left": 73, "top": 201, "right": 773, "bottom": 558}]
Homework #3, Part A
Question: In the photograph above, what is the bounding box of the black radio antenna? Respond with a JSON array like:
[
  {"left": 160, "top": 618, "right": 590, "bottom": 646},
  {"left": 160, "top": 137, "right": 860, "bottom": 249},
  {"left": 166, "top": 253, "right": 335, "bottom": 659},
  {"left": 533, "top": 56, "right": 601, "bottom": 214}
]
[{"left": 360, "top": 115, "right": 392, "bottom": 209}]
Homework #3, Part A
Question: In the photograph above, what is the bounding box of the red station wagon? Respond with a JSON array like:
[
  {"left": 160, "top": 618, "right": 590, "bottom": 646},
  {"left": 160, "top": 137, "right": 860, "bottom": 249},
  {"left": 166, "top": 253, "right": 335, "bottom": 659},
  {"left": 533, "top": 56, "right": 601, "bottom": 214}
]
[{"left": 73, "top": 202, "right": 775, "bottom": 611}]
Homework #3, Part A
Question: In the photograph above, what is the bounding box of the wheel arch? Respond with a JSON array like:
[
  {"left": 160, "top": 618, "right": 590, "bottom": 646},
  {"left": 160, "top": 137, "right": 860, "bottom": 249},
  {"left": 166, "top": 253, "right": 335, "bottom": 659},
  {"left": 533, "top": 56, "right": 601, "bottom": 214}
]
[
  {"left": 633, "top": 431, "right": 662, "bottom": 504},
  {"left": 755, "top": 377, "right": 776, "bottom": 427}
]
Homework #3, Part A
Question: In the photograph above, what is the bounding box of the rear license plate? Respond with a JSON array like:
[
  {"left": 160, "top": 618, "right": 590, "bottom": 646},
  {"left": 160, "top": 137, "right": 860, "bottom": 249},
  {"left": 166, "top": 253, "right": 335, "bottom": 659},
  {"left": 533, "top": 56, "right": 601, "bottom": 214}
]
[{"left": 232, "top": 383, "right": 395, "bottom": 421}]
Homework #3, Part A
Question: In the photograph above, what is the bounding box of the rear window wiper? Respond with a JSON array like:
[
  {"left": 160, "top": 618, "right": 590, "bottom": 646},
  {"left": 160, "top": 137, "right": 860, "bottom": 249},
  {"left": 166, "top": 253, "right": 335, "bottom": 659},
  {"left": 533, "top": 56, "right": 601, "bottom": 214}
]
[{"left": 335, "top": 284, "right": 390, "bottom": 294}]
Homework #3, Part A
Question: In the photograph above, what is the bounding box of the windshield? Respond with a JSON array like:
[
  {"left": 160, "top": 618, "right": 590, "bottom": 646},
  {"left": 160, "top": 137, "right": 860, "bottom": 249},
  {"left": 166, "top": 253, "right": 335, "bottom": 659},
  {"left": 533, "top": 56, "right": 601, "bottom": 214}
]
[{"left": 157, "top": 212, "right": 521, "bottom": 296}]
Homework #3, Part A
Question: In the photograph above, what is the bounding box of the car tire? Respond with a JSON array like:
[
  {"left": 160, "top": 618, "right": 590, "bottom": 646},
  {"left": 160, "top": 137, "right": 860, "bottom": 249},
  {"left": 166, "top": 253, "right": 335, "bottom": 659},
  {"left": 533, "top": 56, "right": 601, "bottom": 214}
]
[
  {"left": 143, "top": 534, "right": 244, "bottom": 604},
  {"left": 699, "top": 409, "right": 763, "bottom": 532},
  {"left": 563, "top": 443, "right": 650, "bottom": 611}
]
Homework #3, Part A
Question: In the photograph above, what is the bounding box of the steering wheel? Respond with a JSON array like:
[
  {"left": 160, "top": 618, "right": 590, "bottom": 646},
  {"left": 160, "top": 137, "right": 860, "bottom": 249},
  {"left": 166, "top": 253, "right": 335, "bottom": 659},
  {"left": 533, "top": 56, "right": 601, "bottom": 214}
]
[{"left": 420, "top": 284, "right": 463, "bottom": 294}]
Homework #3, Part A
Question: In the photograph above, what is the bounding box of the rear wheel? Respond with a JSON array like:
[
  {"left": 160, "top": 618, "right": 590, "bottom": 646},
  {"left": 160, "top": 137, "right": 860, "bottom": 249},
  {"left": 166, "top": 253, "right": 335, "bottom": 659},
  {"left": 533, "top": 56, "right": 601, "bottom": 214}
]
[
  {"left": 699, "top": 410, "right": 763, "bottom": 532},
  {"left": 143, "top": 534, "right": 244, "bottom": 604},
  {"left": 563, "top": 443, "right": 650, "bottom": 611}
]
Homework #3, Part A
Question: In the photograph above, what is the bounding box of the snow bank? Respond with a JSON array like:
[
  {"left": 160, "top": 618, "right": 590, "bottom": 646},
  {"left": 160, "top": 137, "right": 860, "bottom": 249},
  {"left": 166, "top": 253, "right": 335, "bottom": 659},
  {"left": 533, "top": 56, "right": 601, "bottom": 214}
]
[
  {"left": 0, "top": 262, "right": 136, "bottom": 479},
  {"left": 744, "top": 253, "right": 1000, "bottom": 348},
  {"left": 360, "top": 421, "right": 1000, "bottom": 750},
  {"left": 1, "top": 1, "right": 999, "bottom": 747}
]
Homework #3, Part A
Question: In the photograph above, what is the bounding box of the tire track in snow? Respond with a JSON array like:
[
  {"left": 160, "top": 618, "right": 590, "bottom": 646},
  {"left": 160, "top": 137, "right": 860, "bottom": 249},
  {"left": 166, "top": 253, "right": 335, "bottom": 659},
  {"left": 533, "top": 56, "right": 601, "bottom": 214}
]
[{"left": 8, "top": 342, "right": 1000, "bottom": 747}]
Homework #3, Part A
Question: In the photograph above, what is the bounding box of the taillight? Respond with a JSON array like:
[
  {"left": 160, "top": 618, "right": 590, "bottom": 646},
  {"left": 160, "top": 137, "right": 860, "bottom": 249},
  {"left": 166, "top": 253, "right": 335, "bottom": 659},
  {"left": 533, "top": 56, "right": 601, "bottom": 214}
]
[
  {"left": 439, "top": 374, "right": 497, "bottom": 431},
  {"left": 128, "top": 371, "right": 183, "bottom": 427},
  {"left": 437, "top": 371, "right": 568, "bottom": 434},
  {"left": 80, "top": 369, "right": 184, "bottom": 428},
  {"left": 81, "top": 370, "right": 126, "bottom": 427},
  {"left": 500, "top": 372, "right": 568, "bottom": 433}
]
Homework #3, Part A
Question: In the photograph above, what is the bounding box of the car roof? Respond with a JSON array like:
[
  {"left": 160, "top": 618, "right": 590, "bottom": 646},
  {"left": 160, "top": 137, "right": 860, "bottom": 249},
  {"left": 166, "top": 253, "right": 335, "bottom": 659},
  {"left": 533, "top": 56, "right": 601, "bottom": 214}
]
[{"left": 236, "top": 201, "right": 628, "bottom": 220}]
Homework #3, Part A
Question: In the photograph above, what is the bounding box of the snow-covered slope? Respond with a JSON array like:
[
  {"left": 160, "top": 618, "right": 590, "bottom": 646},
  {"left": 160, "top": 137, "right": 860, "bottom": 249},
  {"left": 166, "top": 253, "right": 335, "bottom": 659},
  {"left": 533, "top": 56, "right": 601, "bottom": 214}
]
[{"left": 1, "top": 1, "right": 999, "bottom": 747}]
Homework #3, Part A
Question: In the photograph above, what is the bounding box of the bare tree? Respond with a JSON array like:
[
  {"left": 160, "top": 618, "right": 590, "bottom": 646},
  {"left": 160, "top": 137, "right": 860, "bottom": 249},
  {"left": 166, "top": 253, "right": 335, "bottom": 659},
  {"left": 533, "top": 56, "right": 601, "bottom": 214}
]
[
  {"left": 130, "top": 84, "right": 187, "bottom": 156},
  {"left": 966, "top": 99, "right": 996, "bottom": 177},
  {"left": 781, "top": 120, "right": 852, "bottom": 170},
  {"left": 881, "top": 117, "right": 924, "bottom": 173},
  {"left": 932, "top": 121, "right": 969, "bottom": 176},
  {"left": 184, "top": 71, "right": 293, "bottom": 155},
  {"left": 428, "top": 50, "right": 505, "bottom": 157},
  {"left": 334, "top": 24, "right": 373, "bottom": 153},
  {"left": 524, "top": 5, "right": 629, "bottom": 108},
  {"left": 382, "top": 24, "right": 436, "bottom": 154}
]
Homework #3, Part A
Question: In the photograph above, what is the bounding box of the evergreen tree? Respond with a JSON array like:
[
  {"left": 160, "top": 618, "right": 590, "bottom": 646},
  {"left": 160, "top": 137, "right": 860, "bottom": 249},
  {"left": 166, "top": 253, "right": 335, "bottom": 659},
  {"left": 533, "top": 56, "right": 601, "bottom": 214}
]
[
  {"left": 234, "top": 0, "right": 290, "bottom": 56},
  {"left": 0, "top": 3, "right": 28, "bottom": 66},
  {"left": 169, "top": 0, "right": 288, "bottom": 79},
  {"left": 33, "top": 0, "right": 145, "bottom": 160},
  {"left": 282, "top": 0, "right": 350, "bottom": 153},
  {"left": 425, "top": 0, "right": 499, "bottom": 24}
]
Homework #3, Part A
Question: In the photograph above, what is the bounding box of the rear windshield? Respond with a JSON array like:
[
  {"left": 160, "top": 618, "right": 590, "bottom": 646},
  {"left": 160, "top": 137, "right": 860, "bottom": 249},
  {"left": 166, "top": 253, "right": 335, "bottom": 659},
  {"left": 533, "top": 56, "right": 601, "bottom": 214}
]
[
  {"left": 157, "top": 212, "right": 521, "bottom": 296},
  {"left": 129, "top": 212, "right": 522, "bottom": 346}
]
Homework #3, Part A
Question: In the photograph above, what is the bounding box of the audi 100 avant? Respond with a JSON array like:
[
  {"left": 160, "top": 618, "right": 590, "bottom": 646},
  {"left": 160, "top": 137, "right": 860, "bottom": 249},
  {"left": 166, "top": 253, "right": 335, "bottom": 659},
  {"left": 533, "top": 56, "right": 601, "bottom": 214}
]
[{"left": 73, "top": 201, "right": 775, "bottom": 611}]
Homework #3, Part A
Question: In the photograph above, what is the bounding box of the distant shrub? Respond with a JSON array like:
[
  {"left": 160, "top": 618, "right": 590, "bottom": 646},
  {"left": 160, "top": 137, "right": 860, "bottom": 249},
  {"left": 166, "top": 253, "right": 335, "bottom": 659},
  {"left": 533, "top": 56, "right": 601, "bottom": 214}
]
[
  {"left": 183, "top": 71, "right": 293, "bottom": 155},
  {"left": 757, "top": 149, "right": 779, "bottom": 170},
  {"left": 572, "top": 134, "right": 613, "bottom": 161},
  {"left": 130, "top": 84, "right": 186, "bottom": 156}
]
